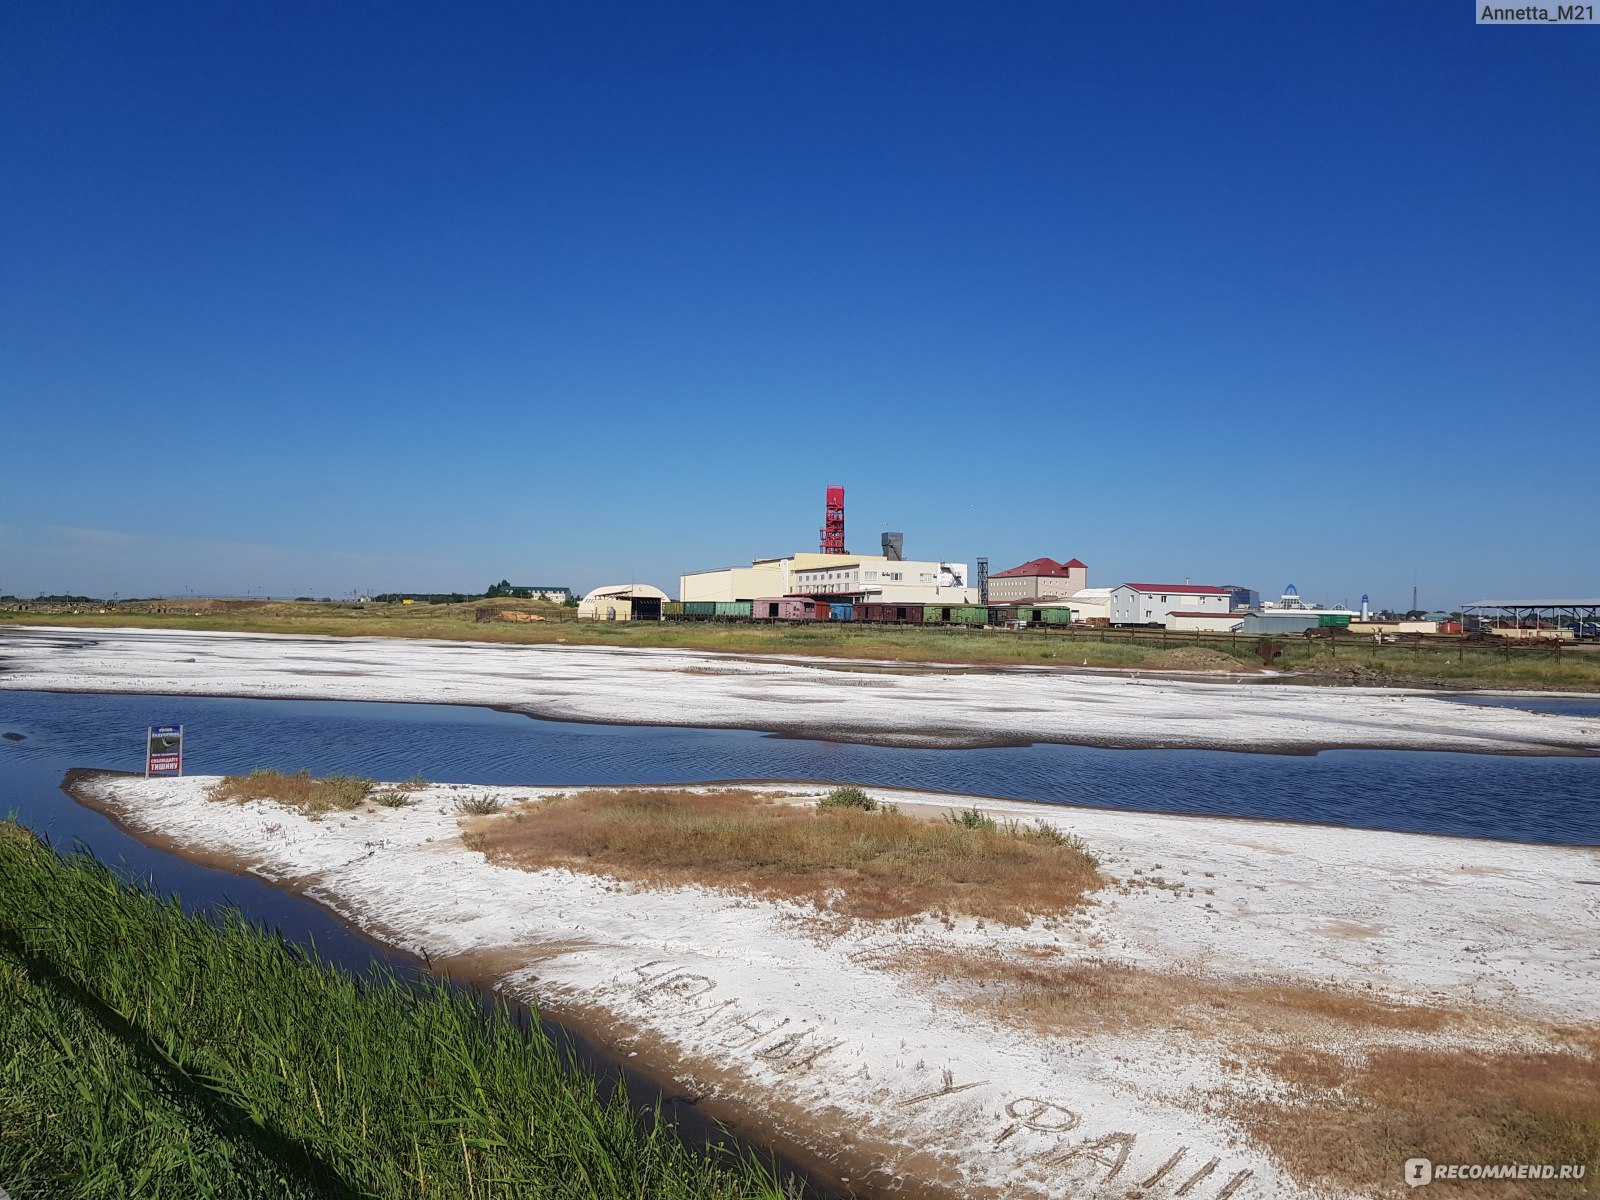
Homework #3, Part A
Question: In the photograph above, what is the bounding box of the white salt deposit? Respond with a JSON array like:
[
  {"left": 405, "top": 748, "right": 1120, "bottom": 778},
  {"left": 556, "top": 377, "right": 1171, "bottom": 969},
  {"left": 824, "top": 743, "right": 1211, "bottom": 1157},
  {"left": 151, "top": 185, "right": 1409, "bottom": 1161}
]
[{"left": 75, "top": 773, "right": 1600, "bottom": 1200}]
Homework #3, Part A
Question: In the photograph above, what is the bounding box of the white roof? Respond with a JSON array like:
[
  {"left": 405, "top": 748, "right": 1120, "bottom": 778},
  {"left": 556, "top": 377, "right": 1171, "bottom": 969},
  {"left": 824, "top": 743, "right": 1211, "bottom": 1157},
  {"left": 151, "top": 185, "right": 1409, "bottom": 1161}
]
[
  {"left": 1066, "top": 588, "right": 1114, "bottom": 599},
  {"left": 580, "top": 583, "right": 670, "bottom": 603}
]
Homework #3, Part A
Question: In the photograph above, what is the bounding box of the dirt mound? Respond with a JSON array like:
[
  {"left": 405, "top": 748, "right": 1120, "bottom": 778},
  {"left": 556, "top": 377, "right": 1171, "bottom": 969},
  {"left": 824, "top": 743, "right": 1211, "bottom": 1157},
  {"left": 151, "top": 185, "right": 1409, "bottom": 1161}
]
[
  {"left": 1146, "top": 647, "right": 1253, "bottom": 673},
  {"left": 476, "top": 608, "right": 547, "bottom": 623}
]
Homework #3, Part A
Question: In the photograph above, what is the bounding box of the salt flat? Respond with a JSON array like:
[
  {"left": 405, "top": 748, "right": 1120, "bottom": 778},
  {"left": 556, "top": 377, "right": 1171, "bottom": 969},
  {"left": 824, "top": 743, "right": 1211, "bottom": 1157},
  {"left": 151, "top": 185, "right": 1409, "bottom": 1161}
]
[
  {"left": 3, "top": 626, "right": 1597, "bottom": 753},
  {"left": 73, "top": 774, "right": 1600, "bottom": 1200}
]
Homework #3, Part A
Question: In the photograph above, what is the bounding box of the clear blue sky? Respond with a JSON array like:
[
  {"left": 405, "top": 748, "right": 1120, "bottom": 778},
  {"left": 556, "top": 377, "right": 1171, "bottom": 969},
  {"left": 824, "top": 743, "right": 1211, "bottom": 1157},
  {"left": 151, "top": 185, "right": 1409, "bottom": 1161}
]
[{"left": 3, "top": 3, "right": 1595, "bottom": 609}]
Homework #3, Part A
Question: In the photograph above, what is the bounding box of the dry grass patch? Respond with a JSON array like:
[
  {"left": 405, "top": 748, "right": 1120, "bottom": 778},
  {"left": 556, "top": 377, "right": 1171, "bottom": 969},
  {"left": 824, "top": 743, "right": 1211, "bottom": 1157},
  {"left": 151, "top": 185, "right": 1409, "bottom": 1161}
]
[
  {"left": 1240, "top": 1038, "right": 1600, "bottom": 1198},
  {"left": 467, "top": 788, "right": 1100, "bottom": 923},
  {"left": 895, "top": 947, "right": 1599, "bottom": 1196},
  {"left": 209, "top": 769, "right": 373, "bottom": 816},
  {"left": 897, "top": 946, "right": 1459, "bottom": 1041}
]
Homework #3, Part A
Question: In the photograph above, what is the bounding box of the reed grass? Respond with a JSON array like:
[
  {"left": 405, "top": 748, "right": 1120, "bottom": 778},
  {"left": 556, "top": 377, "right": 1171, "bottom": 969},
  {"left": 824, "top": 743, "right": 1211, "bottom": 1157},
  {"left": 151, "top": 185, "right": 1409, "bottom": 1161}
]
[{"left": 0, "top": 821, "right": 788, "bottom": 1200}]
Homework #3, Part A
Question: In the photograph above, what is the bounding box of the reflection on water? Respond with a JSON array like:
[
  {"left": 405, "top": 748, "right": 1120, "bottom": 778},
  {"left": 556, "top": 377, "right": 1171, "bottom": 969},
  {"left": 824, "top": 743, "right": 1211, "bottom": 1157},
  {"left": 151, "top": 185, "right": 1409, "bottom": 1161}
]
[{"left": 4, "top": 689, "right": 1597, "bottom": 851}]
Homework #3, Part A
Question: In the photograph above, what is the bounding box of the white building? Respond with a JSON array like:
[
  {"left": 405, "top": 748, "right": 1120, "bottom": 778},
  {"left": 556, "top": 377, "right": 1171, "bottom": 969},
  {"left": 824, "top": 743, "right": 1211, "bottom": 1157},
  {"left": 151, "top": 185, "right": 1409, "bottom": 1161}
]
[
  {"left": 1063, "top": 587, "right": 1113, "bottom": 623},
  {"left": 791, "top": 559, "right": 977, "bottom": 606},
  {"left": 681, "top": 553, "right": 867, "bottom": 604},
  {"left": 578, "top": 583, "right": 670, "bottom": 621},
  {"left": 1168, "top": 610, "right": 1245, "bottom": 633},
  {"left": 681, "top": 552, "right": 977, "bottom": 606},
  {"left": 1110, "top": 583, "right": 1233, "bottom": 627}
]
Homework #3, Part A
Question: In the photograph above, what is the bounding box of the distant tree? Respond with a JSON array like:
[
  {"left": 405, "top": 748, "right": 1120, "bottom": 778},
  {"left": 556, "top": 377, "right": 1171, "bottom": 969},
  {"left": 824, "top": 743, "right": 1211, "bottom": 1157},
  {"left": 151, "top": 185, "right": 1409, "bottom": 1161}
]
[
  {"left": 484, "top": 580, "right": 512, "bottom": 598},
  {"left": 1404, "top": 609, "right": 1427, "bottom": 621}
]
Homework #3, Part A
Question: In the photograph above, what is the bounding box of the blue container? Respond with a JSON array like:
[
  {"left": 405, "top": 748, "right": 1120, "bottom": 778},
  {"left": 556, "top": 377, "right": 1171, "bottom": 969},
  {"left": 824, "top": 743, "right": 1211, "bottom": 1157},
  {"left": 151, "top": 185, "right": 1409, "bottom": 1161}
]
[{"left": 828, "top": 602, "right": 854, "bottom": 622}]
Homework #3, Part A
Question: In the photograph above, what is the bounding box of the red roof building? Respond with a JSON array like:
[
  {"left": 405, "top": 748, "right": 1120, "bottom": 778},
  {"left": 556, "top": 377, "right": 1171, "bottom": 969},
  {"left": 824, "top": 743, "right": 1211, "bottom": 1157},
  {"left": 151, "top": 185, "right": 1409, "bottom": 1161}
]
[{"left": 988, "top": 556, "right": 1089, "bottom": 602}]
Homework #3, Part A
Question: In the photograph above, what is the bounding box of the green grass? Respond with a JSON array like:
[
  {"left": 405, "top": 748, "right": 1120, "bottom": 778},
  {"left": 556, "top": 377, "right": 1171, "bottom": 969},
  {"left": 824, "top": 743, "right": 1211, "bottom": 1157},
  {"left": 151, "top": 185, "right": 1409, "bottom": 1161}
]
[
  {"left": 4, "top": 600, "right": 1597, "bottom": 689},
  {"left": 0, "top": 821, "right": 788, "bottom": 1200},
  {"left": 814, "top": 785, "right": 878, "bottom": 811}
]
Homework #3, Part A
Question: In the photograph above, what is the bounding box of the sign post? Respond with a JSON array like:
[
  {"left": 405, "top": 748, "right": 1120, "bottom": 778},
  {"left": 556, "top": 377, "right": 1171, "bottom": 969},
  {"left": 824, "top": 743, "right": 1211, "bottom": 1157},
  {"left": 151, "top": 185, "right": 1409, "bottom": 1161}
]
[{"left": 146, "top": 725, "right": 184, "bottom": 777}]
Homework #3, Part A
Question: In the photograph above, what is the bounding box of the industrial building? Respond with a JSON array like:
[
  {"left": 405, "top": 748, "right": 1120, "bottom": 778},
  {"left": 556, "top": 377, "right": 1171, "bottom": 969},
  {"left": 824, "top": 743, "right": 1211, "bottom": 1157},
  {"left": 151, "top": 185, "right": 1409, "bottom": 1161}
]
[
  {"left": 1168, "top": 610, "right": 1245, "bottom": 633},
  {"left": 1062, "top": 587, "right": 1114, "bottom": 623},
  {"left": 679, "top": 488, "right": 977, "bottom": 606},
  {"left": 577, "top": 583, "right": 670, "bottom": 621},
  {"left": 1110, "top": 584, "right": 1233, "bottom": 626},
  {"left": 986, "top": 557, "right": 1088, "bottom": 602}
]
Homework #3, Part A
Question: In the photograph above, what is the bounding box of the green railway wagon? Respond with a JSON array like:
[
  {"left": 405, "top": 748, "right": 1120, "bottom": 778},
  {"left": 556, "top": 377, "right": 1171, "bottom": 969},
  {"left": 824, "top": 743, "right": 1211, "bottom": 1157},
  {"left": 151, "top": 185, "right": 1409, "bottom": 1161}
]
[
  {"left": 663, "top": 601, "right": 685, "bottom": 617},
  {"left": 682, "top": 601, "right": 719, "bottom": 619},
  {"left": 1318, "top": 613, "right": 1352, "bottom": 628},
  {"left": 922, "top": 604, "right": 990, "bottom": 625},
  {"left": 716, "top": 601, "right": 753, "bottom": 619},
  {"left": 1006, "top": 606, "right": 1074, "bottom": 625}
]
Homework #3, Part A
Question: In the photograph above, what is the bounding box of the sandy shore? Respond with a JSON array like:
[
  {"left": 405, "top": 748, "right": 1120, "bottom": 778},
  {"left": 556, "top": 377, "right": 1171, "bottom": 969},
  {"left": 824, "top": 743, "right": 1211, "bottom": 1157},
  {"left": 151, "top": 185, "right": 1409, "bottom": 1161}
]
[
  {"left": 3, "top": 626, "right": 1598, "bottom": 754},
  {"left": 71, "top": 772, "right": 1600, "bottom": 1200}
]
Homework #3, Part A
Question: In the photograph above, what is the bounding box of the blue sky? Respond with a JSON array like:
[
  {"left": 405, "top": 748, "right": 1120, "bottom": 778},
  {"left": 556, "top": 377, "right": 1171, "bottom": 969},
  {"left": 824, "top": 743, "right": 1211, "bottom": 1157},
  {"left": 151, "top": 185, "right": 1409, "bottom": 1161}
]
[{"left": 2, "top": 3, "right": 1595, "bottom": 609}]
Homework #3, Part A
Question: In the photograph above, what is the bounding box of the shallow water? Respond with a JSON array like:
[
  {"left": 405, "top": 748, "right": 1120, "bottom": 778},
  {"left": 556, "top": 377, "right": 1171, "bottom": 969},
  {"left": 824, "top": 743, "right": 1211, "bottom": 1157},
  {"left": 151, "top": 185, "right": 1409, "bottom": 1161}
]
[
  {"left": 1439, "top": 693, "right": 1600, "bottom": 720},
  {"left": 4, "top": 689, "right": 1598, "bottom": 851}
]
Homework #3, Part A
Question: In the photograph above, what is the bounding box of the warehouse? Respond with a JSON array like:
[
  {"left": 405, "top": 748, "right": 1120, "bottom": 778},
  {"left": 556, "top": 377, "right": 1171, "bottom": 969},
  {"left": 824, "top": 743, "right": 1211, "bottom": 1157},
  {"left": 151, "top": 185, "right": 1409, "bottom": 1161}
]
[
  {"left": 1063, "top": 587, "right": 1113, "bottom": 624},
  {"left": 986, "top": 557, "right": 1088, "bottom": 602},
  {"left": 577, "top": 583, "right": 671, "bottom": 621},
  {"left": 1110, "top": 584, "right": 1232, "bottom": 627},
  {"left": 1169, "top": 610, "right": 1245, "bottom": 633}
]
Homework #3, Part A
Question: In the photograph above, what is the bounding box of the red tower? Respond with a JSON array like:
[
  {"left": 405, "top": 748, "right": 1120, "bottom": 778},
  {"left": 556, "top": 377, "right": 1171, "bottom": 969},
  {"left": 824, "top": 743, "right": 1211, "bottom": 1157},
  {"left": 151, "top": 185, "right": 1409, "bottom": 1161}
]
[{"left": 819, "top": 485, "right": 845, "bottom": 555}]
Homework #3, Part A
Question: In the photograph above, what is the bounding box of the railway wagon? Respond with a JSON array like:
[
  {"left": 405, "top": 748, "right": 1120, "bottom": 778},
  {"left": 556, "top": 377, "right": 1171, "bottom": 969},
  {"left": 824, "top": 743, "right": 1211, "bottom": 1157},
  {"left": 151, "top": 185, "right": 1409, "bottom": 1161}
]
[
  {"left": 680, "top": 601, "right": 753, "bottom": 620},
  {"left": 853, "top": 602, "right": 925, "bottom": 624},
  {"left": 990, "top": 604, "right": 1074, "bottom": 626},
  {"left": 921, "top": 604, "right": 989, "bottom": 626},
  {"left": 828, "top": 602, "right": 854, "bottom": 621},
  {"left": 753, "top": 596, "right": 824, "bottom": 621}
]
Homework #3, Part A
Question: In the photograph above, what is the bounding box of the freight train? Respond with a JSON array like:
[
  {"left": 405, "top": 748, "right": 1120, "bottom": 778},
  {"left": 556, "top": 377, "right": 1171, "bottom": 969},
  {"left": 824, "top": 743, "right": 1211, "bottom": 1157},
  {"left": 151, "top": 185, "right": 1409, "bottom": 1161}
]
[{"left": 664, "top": 600, "right": 1075, "bottom": 627}]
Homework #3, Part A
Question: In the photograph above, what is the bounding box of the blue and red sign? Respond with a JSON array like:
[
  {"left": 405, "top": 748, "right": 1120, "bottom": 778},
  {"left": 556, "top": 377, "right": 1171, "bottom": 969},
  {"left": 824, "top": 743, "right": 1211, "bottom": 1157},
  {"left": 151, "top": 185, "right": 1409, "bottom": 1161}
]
[{"left": 146, "top": 725, "right": 184, "bottom": 776}]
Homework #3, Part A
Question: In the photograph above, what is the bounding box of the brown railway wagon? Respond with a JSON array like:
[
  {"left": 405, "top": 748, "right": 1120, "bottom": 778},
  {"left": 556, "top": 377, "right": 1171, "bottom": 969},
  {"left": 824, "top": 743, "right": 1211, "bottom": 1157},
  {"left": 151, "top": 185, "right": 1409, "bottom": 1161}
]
[{"left": 853, "top": 602, "right": 925, "bottom": 624}]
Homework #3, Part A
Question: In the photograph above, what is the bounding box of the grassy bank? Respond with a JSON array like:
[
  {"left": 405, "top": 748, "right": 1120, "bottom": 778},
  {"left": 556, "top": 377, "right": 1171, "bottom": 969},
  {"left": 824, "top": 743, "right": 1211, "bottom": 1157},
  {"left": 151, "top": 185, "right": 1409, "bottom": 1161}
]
[
  {"left": 0, "top": 821, "right": 788, "bottom": 1200},
  {"left": 5, "top": 601, "right": 1599, "bottom": 689}
]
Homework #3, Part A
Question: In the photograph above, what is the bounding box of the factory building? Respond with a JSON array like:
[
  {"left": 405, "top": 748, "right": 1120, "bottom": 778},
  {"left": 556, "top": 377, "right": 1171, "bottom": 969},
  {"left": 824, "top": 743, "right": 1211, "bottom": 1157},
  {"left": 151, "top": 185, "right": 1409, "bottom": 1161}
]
[
  {"left": 682, "top": 546, "right": 977, "bottom": 607},
  {"left": 1110, "top": 583, "right": 1233, "bottom": 627},
  {"left": 681, "top": 553, "right": 880, "bottom": 604},
  {"left": 987, "top": 557, "right": 1088, "bottom": 602},
  {"left": 790, "top": 558, "right": 977, "bottom": 606}
]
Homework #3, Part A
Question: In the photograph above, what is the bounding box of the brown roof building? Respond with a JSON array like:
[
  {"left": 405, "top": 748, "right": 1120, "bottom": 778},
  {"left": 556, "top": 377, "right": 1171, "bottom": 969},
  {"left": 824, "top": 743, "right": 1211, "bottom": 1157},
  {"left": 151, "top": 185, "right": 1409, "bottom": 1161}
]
[{"left": 987, "top": 557, "right": 1088, "bottom": 602}]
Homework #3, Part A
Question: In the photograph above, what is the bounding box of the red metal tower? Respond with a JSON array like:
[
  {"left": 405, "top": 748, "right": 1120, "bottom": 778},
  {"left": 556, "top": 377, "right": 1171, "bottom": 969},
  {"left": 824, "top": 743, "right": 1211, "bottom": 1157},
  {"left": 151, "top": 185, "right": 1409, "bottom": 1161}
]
[{"left": 819, "top": 485, "right": 846, "bottom": 555}]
